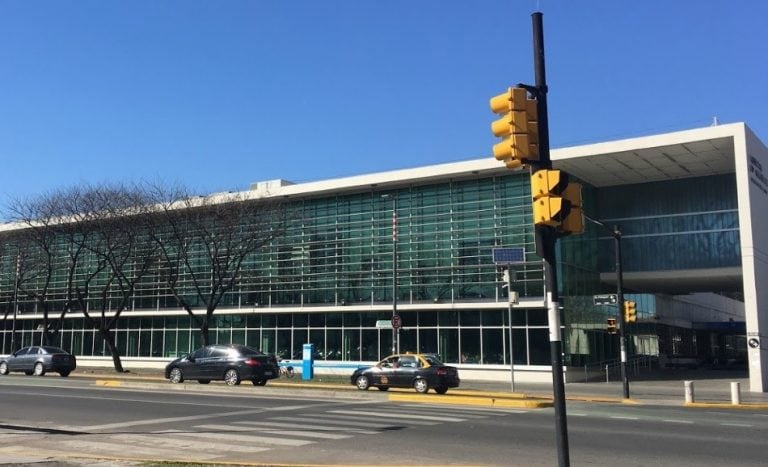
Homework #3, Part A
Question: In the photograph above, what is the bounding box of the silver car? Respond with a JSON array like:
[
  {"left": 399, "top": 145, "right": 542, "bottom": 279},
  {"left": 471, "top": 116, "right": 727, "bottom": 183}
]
[{"left": 0, "top": 346, "right": 77, "bottom": 377}]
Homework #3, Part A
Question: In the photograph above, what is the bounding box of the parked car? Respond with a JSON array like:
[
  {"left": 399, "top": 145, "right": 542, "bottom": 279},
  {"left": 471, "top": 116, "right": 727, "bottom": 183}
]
[
  {"left": 165, "top": 344, "right": 280, "bottom": 386},
  {"left": 0, "top": 346, "right": 77, "bottom": 377},
  {"left": 351, "top": 353, "right": 460, "bottom": 394}
]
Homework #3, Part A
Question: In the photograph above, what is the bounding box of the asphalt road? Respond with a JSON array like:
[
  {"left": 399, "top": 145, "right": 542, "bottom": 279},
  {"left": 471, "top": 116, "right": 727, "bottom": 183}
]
[{"left": 1, "top": 375, "right": 766, "bottom": 466}]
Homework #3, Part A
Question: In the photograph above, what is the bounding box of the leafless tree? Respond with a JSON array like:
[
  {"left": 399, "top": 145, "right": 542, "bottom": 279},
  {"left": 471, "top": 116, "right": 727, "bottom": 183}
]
[
  {"left": 5, "top": 192, "right": 72, "bottom": 345},
  {"left": 146, "top": 184, "right": 286, "bottom": 346},
  {"left": 64, "top": 184, "right": 159, "bottom": 372}
]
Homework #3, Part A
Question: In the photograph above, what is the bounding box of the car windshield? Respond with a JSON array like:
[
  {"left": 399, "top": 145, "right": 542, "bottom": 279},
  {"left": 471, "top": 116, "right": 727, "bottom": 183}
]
[{"left": 422, "top": 354, "right": 444, "bottom": 366}]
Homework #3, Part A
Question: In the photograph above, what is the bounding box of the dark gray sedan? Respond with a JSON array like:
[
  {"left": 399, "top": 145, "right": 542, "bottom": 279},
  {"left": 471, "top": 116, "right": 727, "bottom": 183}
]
[
  {"left": 0, "top": 346, "right": 77, "bottom": 377},
  {"left": 165, "top": 344, "right": 280, "bottom": 386}
]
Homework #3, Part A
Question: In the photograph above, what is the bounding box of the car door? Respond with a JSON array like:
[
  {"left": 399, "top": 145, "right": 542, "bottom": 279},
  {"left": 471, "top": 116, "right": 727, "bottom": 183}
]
[
  {"left": 184, "top": 347, "right": 210, "bottom": 379},
  {"left": 392, "top": 355, "right": 419, "bottom": 386},
  {"left": 204, "top": 347, "right": 230, "bottom": 380},
  {"left": 21, "top": 347, "right": 41, "bottom": 372},
  {"left": 8, "top": 347, "right": 30, "bottom": 371},
  {"left": 373, "top": 355, "right": 399, "bottom": 387}
]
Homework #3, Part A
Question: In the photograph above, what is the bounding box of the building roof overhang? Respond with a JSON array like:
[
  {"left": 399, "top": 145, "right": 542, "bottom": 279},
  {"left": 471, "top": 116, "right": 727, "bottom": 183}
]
[{"left": 254, "top": 123, "right": 745, "bottom": 199}]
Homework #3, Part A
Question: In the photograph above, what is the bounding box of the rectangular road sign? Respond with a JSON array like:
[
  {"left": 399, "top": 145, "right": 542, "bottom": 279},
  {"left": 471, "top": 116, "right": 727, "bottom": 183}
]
[
  {"left": 375, "top": 320, "right": 393, "bottom": 329},
  {"left": 593, "top": 294, "right": 618, "bottom": 305},
  {"left": 492, "top": 247, "right": 526, "bottom": 264}
]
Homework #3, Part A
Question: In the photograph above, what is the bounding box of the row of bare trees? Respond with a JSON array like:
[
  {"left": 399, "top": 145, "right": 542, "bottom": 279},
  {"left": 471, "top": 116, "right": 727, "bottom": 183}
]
[{"left": 1, "top": 182, "right": 285, "bottom": 372}]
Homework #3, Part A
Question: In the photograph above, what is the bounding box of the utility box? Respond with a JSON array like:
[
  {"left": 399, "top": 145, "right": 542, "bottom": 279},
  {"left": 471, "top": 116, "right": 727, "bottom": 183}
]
[{"left": 302, "top": 343, "right": 315, "bottom": 380}]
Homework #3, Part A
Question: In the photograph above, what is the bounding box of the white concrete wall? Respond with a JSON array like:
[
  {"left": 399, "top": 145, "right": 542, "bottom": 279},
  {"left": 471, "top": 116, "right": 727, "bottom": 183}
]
[{"left": 735, "top": 124, "right": 768, "bottom": 392}]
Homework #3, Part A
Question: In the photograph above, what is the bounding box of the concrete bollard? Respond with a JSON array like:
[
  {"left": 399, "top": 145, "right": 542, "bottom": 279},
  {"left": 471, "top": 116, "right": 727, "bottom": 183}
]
[
  {"left": 731, "top": 381, "right": 741, "bottom": 405},
  {"left": 684, "top": 380, "right": 695, "bottom": 403}
]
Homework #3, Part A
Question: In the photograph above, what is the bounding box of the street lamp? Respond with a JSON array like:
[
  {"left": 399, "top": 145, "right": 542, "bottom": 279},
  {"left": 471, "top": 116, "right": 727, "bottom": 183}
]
[
  {"left": 381, "top": 194, "right": 399, "bottom": 354},
  {"left": 585, "top": 215, "right": 630, "bottom": 399}
]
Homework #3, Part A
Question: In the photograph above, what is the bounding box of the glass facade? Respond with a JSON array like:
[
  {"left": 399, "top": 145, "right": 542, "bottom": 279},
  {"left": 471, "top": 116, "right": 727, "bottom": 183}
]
[
  {"left": 0, "top": 174, "right": 555, "bottom": 366},
  {"left": 0, "top": 169, "right": 744, "bottom": 369}
]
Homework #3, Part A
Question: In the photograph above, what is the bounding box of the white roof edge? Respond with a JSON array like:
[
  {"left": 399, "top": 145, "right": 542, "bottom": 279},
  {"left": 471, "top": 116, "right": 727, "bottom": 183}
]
[{"left": 551, "top": 122, "right": 746, "bottom": 161}]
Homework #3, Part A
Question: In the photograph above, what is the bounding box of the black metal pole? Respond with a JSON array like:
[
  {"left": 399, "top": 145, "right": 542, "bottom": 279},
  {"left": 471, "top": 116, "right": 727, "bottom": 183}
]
[
  {"left": 392, "top": 196, "right": 398, "bottom": 354},
  {"left": 11, "top": 254, "right": 21, "bottom": 352},
  {"left": 530, "top": 11, "right": 570, "bottom": 467},
  {"left": 614, "top": 226, "right": 630, "bottom": 399}
]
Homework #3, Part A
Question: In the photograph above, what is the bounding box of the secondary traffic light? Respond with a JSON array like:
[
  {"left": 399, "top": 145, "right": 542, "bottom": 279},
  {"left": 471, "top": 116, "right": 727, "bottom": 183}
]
[
  {"left": 607, "top": 318, "right": 617, "bottom": 334},
  {"left": 489, "top": 87, "right": 539, "bottom": 169},
  {"left": 559, "top": 182, "right": 584, "bottom": 235},
  {"left": 530, "top": 169, "right": 570, "bottom": 227},
  {"left": 623, "top": 300, "right": 637, "bottom": 323}
]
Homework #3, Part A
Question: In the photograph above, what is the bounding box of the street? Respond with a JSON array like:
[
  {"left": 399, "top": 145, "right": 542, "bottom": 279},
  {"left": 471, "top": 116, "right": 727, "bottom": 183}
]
[{"left": 0, "top": 376, "right": 766, "bottom": 465}]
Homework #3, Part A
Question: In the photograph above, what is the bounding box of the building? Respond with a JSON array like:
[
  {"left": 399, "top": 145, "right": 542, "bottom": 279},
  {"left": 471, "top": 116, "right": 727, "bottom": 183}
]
[{"left": 2, "top": 122, "right": 767, "bottom": 391}]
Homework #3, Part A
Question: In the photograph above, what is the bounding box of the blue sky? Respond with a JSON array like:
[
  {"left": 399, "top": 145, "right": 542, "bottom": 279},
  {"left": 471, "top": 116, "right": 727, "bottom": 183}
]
[{"left": 1, "top": 1, "right": 766, "bottom": 205}]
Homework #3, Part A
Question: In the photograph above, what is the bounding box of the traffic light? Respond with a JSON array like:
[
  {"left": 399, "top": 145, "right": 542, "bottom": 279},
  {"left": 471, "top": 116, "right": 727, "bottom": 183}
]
[
  {"left": 623, "top": 300, "right": 637, "bottom": 323},
  {"left": 502, "top": 270, "right": 510, "bottom": 288},
  {"left": 607, "top": 318, "right": 617, "bottom": 334},
  {"left": 559, "top": 182, "right": 584, "bottom": 235},
  {"left": 489, "top": 87, "right": 539, "bottom": 169},
  {"left": 530, "top": 169, "right": 570, "bottom": 227}
]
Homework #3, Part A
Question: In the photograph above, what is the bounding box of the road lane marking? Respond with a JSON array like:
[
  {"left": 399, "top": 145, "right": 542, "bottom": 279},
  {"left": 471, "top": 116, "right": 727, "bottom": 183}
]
[
  {"left": 720, "top": 423, "right": 754, "bottom": 427},
  {"left": 236, "top": 420, "right": 379, "bottom": 434},
  {"left": 80, "top": 408, "right": 267, "bottom": 431},
  {"left": 172, "top": 430, "right": 312, "bottom": 446},
  {"left": 610, "top": 416, "right": 639, "bottom": 420},
  {"left": 663, "top": 420, "right": 694, "bottom": 424},
  {"left": 194, "top": 424, "right": 350, "bottom": 440},
  {"left": 329, "top": 409, "right": 466, "bottom": 422},
  {"left": 116, "top": 433, "right": 271, "bottom": 453},
  {"left": 269, "top": 415, "right": 434, "bottom": 428},
  {"left": 66, "top": 439, "right": 217, "bottom": 459}
]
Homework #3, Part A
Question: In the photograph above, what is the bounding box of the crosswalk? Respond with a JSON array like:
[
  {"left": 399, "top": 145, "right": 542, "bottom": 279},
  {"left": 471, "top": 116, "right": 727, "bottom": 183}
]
[{"left": 0, "top": 404, "right": 521, "bottom": 462}]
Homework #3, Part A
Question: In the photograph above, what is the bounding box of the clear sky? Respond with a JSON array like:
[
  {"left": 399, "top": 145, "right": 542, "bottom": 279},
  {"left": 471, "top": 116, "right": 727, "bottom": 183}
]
[{"left": 1, "top": 1, "right": 766, "bottom": 207}]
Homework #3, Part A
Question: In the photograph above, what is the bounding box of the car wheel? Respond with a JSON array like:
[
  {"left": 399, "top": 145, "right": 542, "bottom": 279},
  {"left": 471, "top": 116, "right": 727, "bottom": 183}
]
[
  {"left": 59, "top": 371, "right": 71, "bottom": 377},
  {"left": 252, "top": 379, "right": 267, "bottom": 386},
  {"left": 33, "top": 362, "right": 45, "bottom": 376},
  {"left": 355, "top": 375, "right": 370, "bottom": 390},
  {"left": 197, "top": 379, "right": 210, "bottom": 384},
  {"left": 414, "top": 378, "right": 429, "bottom": 394},
  {"left": 224, "top": 369, "right": 241, "bottom": 386},
  {"left": 377, "top": 386, "right": 390, "bottom": 391},
  {"left": 434, "top": 386, "right": 448, "bottom": 394},
  {"left": 168, "top": 367, "right": 184, "bottom": 384},
  {"left": 0, "top": 362, "right": 8, "bottom": 375}
]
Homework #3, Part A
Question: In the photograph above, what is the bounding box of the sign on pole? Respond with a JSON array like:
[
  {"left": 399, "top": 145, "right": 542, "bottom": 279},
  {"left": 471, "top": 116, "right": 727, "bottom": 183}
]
[
  {"left": 593, "top": 294, "right": 618, "bottom": 306},
  {"left": 391, "top": 314, "right": 402, "bottom": 330},
  {"left": 492, "top": 247, "right": 526, "bottom": 265}
]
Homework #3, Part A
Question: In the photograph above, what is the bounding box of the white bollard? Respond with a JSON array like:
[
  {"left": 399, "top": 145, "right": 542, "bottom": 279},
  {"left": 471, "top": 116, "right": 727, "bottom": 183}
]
[
  {"left": 684, "top": 380, "right": 695, "bottom": 403},
  {"left": 731, "top": 381, "right": 741, "bottom": 405}
]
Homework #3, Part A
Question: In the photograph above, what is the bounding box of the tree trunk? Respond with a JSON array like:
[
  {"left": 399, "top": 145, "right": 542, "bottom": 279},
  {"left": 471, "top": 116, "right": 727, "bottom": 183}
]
[
  {"left": 100, "top": 329, "right": 126, "bottom": 373},
  {"left": 201, "top": 322, "right": 210, "bottom": 346}
]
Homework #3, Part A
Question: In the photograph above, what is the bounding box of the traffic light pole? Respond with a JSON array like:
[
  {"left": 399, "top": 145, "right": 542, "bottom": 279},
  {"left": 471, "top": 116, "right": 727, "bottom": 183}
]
[
  {"left": 525, "top": 12, "right": 570, "bottom": 467},
  {"left": 614, "top": 226, "right": 631, "bottom": 399}
]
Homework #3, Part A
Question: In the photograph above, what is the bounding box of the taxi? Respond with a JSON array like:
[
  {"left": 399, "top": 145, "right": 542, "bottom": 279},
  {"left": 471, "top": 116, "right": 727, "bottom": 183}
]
[{"left": 350, "top": 353, "right": 460, "bottom": 394}]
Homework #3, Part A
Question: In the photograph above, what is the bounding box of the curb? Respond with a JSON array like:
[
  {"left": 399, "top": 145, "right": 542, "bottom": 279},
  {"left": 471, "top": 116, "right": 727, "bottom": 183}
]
[{"left": 388, "top": 392, "right": 554, "bottom": 408}]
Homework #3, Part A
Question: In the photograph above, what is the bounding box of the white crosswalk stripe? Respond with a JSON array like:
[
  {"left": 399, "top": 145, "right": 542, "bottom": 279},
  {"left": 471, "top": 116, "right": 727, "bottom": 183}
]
[
  {"left": 113, "top": 433, "right": 272, "bottom": 453},
  {"left": 194, "top": 423, "right": 350, "bottom": 440},
  {"left": 328, "top": 409, "right": 468, "bottom": 422},
  {"left": 171, "top": 429, "right": 313, "bottom": 446},
  {"left": 236, "top": 420, "right": 380, "bottom": 435}
]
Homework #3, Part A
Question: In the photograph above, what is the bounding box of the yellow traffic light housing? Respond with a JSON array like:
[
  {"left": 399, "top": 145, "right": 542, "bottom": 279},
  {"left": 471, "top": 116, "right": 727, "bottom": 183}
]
[
  {"left": 560, "top": 182, "right": 584, "bottom": 235},
  {"left": 623, "top": 300, "right": 637, "bottom": 323},
  {"left": 607, "top": 318, "right": 617, "bottom": 334},
  {"left": 531, "top": 169, "right": 569, "bottom": 227},
  {"left": 489, "top": 87, "right": 539, "bottom": 169}
]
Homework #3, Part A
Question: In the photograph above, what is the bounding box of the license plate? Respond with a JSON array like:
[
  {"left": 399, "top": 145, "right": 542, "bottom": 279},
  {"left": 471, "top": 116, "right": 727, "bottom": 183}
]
[{"left": 263, "top": 371, "right": 273, "bottom": 376}]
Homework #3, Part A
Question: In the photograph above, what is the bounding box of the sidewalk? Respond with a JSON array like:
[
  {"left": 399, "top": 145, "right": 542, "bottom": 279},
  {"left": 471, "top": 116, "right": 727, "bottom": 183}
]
[{"left": 70, "top": 366, "right": 768, "bottom": 408}]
